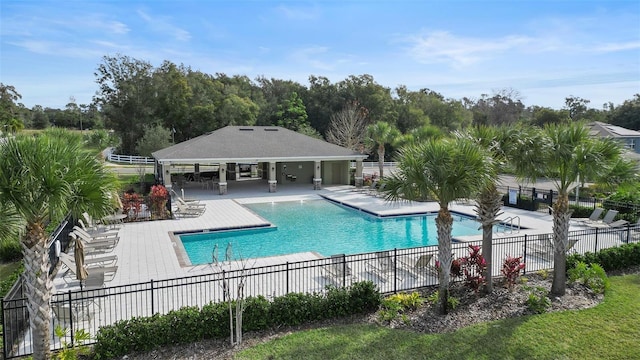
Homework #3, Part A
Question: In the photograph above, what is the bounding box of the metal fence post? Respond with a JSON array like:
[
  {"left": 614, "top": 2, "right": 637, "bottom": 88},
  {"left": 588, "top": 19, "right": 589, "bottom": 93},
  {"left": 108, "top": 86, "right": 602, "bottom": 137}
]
[
  {"left": 1, "top": 298, "right": 7, "bottom": 360},
  {"left": 594, "top": 229, "right": 599, "bottom": 253},
  {"left": 67, "top": 291, "right": 74, "bottom": 346},
  {"left": 286, "top": 262, "right": 290, "bottom": 294},
  {"left": 150, "top": 279, "right": 155, "bottom": 314},
  {"left": 393, "top": 248, "right": 397, "bottom": 294},
  {"left": 523, "top": 234, "right": 528, "bottom": 275}
]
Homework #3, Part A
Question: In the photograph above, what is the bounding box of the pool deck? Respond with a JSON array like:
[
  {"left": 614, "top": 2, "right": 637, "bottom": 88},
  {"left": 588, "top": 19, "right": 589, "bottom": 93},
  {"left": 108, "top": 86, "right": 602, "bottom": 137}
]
[{"left": 52, "top": 181, "right": 584, "bottom": 292}]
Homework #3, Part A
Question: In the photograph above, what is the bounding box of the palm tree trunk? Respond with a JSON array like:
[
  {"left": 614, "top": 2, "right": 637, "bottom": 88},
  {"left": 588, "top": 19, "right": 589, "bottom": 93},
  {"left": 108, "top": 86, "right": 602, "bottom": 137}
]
[
  {"left": 551, "top": 193, "right": 571, "bottom": 296},
  {"left": 377, "top": 145, "right": 385, "bottom": 178},
  {"left": 436, "top": 207, "right": 453, "bottom": 315},
  {"left": 476, "top": 184, "right": 503, "bottom": 294},
  {"left": 22, "top": 223, "right": 53, "bottom": 360}
]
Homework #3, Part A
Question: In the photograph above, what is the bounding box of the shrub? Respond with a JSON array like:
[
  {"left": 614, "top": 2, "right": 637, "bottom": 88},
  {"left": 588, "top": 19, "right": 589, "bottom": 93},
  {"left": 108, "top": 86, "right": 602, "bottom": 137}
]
[
  {"left": 569, "top": 205, "right": 597, "bottom": 219},
  {"left": 451, "top": 245, "right": 487, "bottom": 293},
  {"left": 93, "top": 281, "right": 381, "bottom": 359},
  {"left": 501, "top": 255, "right": 525, "bottom": 289},
  {"left": 524, "top": 286, "right": 551, "bottom": 314},
  {"left": 568, "top": 261, "right": 609, "bottom": 294},
  {"left": 0, "top": 239, "right": 22, "bottom": 262},
  {"left": 567, "top": 243, "right": 640, "bottom": 272},
  {"left": 0, "top": 261, "right": 24, "bottom": 297}
]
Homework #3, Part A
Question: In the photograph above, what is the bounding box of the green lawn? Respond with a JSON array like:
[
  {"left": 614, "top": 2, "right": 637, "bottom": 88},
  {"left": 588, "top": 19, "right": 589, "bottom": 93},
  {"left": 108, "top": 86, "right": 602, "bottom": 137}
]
[
  {"left": 0, "top": 261, "right": 22, "bottom": 281},
  {"left": 237, "top": 274, "right": 640, "bottom": 360}
]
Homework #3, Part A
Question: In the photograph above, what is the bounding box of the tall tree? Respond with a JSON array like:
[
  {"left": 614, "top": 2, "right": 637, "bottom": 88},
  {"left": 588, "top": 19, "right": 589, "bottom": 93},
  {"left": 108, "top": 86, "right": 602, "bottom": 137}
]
[
  {"left": 94, "top": 54, "right": 155, "bottom": 154},
  {"left": 607, "top": 94, "right": 640, "bottom": 130},
  {"left": 383, "top": 138, "right": 493, "bottom": 314},
  {"left": 365, "top": 121, "right": 400, "bottom": 178},
  {"left": 564, "top": 96, "right": 590, "bottom": 121},
  {"left": 326, "top": 101, "right": 368, "bottom": 150},
  {"left": 276, "top": 92, "right": 309, "bottom": 131},
  {"left": 456, "top": 125, "right": 526, "bottom": 293},
  {"left": 0, "top": 131, "right": 118, "bottom": 360},
  {"left": 472, "top": 89, "right": 525, "bottom": 126},
  {"left": 511, "top": 123, "right": 629, "bottom": 296},
  {"left": 0, "top": 83, "right": 24, "bottom": 134}
]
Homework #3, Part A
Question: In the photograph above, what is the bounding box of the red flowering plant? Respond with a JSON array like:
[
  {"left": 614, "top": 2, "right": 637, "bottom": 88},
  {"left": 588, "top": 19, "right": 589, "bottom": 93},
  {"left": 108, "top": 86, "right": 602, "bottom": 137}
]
[
  {"left": 149, "top": 184, "right": 169, "bottom": 219},
  {"left": 449, "top": 245, "right": 487, "bottom": 293},
  {"left": 122, "top": 192, "right": 144, "bottom": 220}
]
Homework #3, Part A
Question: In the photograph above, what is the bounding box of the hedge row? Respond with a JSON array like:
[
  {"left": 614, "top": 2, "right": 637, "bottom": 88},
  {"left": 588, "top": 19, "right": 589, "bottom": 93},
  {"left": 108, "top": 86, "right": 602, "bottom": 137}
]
[
  {"left": 93, "top": 281, "right": 380, "bottom": 359},
  {"left": 567, "top": 242, "right": 640, "bottom": 272}
]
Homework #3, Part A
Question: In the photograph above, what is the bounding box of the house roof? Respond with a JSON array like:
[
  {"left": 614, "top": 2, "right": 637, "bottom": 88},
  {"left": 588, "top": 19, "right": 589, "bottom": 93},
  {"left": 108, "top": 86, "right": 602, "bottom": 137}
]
[
  {"left": 152, "top": 126, "right": 368, "bottom": 164},
  {"left": 588, "top": 121, "right": 640, "bottom": 138}
]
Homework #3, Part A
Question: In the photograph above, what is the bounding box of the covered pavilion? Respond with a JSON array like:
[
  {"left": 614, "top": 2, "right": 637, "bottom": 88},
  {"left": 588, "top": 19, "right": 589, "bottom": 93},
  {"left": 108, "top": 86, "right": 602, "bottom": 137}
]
[{"left": 152, "top": 126, "right": 369, "bottom": 194}]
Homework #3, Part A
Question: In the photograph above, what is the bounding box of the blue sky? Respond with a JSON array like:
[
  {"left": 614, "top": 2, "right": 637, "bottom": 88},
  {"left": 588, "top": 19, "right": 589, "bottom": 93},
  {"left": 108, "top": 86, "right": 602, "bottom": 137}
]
[{"left": 1, "top": 0, "right": 639, "bottom": 110}]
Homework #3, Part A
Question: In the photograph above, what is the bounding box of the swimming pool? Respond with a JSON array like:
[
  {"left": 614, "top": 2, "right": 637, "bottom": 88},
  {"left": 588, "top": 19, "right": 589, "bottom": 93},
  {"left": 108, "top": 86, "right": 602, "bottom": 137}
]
[{"left": 179, "top": 199, "right": 489, "bottom": 265}]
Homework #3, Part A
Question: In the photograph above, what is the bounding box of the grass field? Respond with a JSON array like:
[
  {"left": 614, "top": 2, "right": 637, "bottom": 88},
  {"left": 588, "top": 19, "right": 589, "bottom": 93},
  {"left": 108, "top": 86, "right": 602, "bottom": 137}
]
[{"left": 237, "top": 274, "right": 640, "bottom": 360}]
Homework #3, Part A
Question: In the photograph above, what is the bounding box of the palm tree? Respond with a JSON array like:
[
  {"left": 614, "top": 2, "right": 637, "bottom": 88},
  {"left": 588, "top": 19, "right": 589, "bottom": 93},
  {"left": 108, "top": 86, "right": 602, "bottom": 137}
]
[
  {"left": 383, "top": 137, "right": 493, "bottom": 314},
  {"left": 511, "top": 123, "right": 630, "bottom": 296},
  {"left": 365, "top": 121, "right": 400, "bottom": 178},
  {"left": 0, "top": 132, "right": 118, "bottom": 360},
  {"left": 457, "top": 125, "right": 526, "bottom": 293}
]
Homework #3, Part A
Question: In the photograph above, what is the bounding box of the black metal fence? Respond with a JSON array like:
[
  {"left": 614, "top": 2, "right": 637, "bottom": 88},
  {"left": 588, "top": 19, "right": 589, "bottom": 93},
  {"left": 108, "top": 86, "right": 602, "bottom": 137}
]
[
  {"left": 1, "top": 214, "right": 75, "bottom": 358},
  {"left": 2, "top": 223, "right": 639, "bottom": 359}
]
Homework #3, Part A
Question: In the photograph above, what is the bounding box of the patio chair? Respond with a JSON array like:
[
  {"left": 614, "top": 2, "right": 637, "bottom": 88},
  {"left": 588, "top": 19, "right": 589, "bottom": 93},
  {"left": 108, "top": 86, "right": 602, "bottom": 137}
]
[
  {"left": 69, "top": 233, "right": 117, "bottom": 254},
  {"left": 323, "top": 254, "right": 356, "bottom": 286},
  {"left": 365, "top": 251, "right": 400, "bottom": 282},
  {"left": 174, "top": 201, "right": 205, "bottom": 217},
  {"left": 571, "top": 207, "right": 604, "bottom": 224},
  {"left": 52, "top": 301, "right": 98, "bottom": 326},
  {"left": 58, "top": 253, "right": 118, "bottom": 282},
  {"left": 77, "top": 220, "right": 119, "bottom": 237},
  {"left": 72, "top": 228, "right": 119, "bottom": 247},
  {"left": 586, "top": 219, "right": 629, "bottom": 229},
  {"left": 527, "top": 234, "right": 579, "bottom": 259},
  {"left": 398, "top": 253, "right": 437, "bottom": 278},
  {"left": 176, "top": 197, "right": 206, "bottom": 209},
  {"left": 599, "top": 209, "right": 618, "bottom": 224},
  {"left": 59, "top": 252, "right": 117, "bottom": 268},
  {"left": 84, "top": 270, "right": 107, "bottom": 289}
]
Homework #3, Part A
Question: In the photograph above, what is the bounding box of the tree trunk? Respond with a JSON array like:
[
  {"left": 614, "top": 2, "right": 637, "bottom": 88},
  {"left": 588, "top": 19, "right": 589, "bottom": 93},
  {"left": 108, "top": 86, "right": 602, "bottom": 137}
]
[
  {"left": 377, "top": 145, "right": 385, "bottom": 178},
  {"left": 436, "top": 207, "right": 453, "bottom": 315},
  {"left": 22, "top": 223, "right": 53, "bottom": 360},
  {"left": 476, "top": 184, "right": 503, "bottom": 294},
  {"left": 551, "top": 193, "right": 572, "bottom": 296}
]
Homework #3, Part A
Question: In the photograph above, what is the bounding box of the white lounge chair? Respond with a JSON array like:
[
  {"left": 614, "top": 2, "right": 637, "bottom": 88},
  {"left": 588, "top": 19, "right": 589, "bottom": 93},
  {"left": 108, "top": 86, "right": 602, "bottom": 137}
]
[
  {"left": 323, "top": 254, "right": 356, "bottom": 286},
  {"left": 398, "top": 253, "right": 437, "bottom": 278},
  {"left": 69, "top": 233, "right": 116, "bottom": 254},
  {"left": 527, "top": 234, "right": 579, "bottom": 259},
  {"left": 72, "top": 228, "right": 119, "bottom": 247},
  {"left": 174, "top": 201, "right": 205, "bottom": 217},
  {"left": 365, "top": 251, "right": 399, "bottom": 282},
  {"left": 58, "top": 253, "right": 118, "bottom": 282}
]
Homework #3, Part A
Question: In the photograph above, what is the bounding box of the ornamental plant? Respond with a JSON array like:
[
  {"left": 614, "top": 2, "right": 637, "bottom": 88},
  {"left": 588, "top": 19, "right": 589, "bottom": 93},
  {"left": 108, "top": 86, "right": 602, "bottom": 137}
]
[
  {"left": 501, "top": 255, "right": 526, "bottom": 289},
  {"left": 150, "top": 184, "right": 169, "bottom": 219},
  {"left": 451, "top": 245, "right": 487, "bottom": 293},
  {"left": 122, "top": 192, "right": 144, "bottom": 220}
]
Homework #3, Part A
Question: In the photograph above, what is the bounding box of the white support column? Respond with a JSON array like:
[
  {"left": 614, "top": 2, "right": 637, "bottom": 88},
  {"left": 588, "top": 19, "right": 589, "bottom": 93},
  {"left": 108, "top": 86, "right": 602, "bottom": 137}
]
[
  {"left": 219, "top": 163, "right": 228, "bottom": 195},
  {"left": 162, "top": 163, "right": 172, "bottom": 190},
  {"left": 268, "top": 161, "right": 277, "bottom": 192},
  {"left": 355, "top": 159, "right": 364, "bottom": 188},
  {"left": 313, "top": 161, "right": 322, "bottom": 190}
]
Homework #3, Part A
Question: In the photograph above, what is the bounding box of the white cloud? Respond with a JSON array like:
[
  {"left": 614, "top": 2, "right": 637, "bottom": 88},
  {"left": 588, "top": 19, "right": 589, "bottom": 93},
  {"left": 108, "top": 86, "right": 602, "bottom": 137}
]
[
  {"left": 137, "top": 9, "right": 191, "bottom": 42},
  {"left": 404, "top": 31, "right": 533, "bottom": 67},
  {"left": 275, "top": 5, "right": 320, "bottom": 21}
]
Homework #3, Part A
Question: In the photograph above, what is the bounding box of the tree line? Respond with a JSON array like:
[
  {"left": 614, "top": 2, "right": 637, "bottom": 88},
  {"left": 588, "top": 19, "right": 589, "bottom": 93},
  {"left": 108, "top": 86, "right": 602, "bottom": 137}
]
[{"left": 1, "top": 54, "right": 639, "bottom": 155}]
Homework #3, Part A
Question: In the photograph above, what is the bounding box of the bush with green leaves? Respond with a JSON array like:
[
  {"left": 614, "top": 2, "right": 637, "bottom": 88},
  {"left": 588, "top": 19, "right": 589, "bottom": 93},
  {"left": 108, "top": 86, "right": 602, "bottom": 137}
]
[
  {"left": 567, "top": 243, "right": 640, "bottom": 272},
  {"left": 0, "top": 261, "right": 24, "bottom": 297},
  {"left": 524, "top": 286, "right": 551, "bottom": 314},
  {"left": 570, "top": 205, "right": 598, "bottom": 219},
  {"left": 379, "top": 292, "right": 424, "bottom": 323},
  {"left": 568, "top": 262, "right": 609, "bottom": 294},
  {"left": 93, "top": 281, "right": 381, "bottom": 359}
]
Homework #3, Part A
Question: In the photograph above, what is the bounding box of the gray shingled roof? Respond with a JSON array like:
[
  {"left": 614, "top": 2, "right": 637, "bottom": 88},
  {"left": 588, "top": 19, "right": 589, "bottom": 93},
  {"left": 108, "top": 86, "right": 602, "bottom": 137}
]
[{"left": 152, "top": 126, "right": 368, "bottom": 163}]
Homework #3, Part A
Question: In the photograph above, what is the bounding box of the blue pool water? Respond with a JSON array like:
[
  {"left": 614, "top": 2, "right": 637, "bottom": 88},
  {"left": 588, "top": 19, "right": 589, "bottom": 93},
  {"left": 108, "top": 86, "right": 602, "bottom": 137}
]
[{"left": 180, "top": 199, "right": 487, "bottom": 265}]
